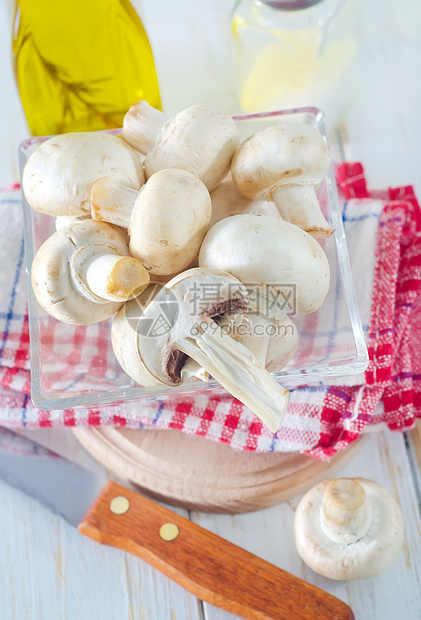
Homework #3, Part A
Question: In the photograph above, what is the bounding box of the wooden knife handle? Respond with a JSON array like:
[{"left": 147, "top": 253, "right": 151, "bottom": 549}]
[{"left": 79, "top": 480, "right": 354, "bottom": 620}]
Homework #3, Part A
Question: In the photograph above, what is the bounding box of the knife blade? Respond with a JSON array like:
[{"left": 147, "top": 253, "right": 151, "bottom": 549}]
[{"left": 0, "top": 435, "right": 354, "bottom": 620}]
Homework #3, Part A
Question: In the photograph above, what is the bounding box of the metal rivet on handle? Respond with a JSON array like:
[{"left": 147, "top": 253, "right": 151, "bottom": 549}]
[
  {"left": 110, "top": 496, "right": 130, "bottom": 515},
  {"left": 159, "top": 523, "right": 180, "bottom": 541}
]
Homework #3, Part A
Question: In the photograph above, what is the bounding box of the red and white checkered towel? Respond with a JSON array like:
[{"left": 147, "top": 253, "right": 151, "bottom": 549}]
[{"left": 1, "top": 164, "right": 420, "bottom": 460}]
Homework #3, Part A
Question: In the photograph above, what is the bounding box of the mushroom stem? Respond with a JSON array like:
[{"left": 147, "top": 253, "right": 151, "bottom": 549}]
[
  {"left": 177, "top": 316, "right": 289, "bottom": 433},
  {"left": 272, "top": 185, "right": 333, "bottom": 238},
  {"left": 91, "top": 177, "right": 138, "bottom": 229},
  {"left": 84, "top": 254, "right": 150, "bottom": 302},
  {"left": 122, "top": 100, "right": 170, "bottom": 154},
  {"left": 321, "top": 479, "right": 371, "bottom": 544}
]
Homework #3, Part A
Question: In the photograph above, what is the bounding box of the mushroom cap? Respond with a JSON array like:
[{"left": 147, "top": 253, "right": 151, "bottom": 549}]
[
  {"left": 199, "top": 214, "right": 330, "bottom": 315},
  {"left": 112, "top": 283, "right": 167, "bottom": 387},
  {"left": 265, "top": 315, "right": 298, "bottom": 371},
  {"left": 31, "top": 220, "right": 133, "bottom": 324},
  {"left": 23, "top": 132, "right": 145, "bottom": 216},
  {"left": 231, "top": 122, "right": 331, "bottom": 201},
  {"left": 209, "top": 174, "right": 280, "bottom": 229},
  {"left": 144, "top": 104, "right": 240, "bottom": 191},
  {"left": 55, "top": 214, "right": 91, "bottom": 231},
  {"left": 129, "top": 169, "right": 212, "bottom": 275},
  {"left": 294, "top": 478, "right": 405, "bottom": 580}
]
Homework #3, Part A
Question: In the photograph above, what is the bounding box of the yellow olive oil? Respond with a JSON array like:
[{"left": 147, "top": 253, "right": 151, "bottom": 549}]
[{"left": 12, "top": 0, "right": 161, "bottom": 135}]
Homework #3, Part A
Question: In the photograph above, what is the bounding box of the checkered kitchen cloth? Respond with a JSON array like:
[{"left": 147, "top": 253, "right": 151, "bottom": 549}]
[{"left": 1, "top": 164, "right": 420, "bottom": 460}]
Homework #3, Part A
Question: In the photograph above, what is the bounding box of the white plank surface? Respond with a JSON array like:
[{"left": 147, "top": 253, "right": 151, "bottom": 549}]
[
  {"left": 0, "top": 475, "right": 202, "bottom": 620},
  {"left": 193, "top": 431, "right": 421, "bottom": 620},
  {"left": 0, "top": 0, "right": 420, "bottom": 619},
  {"left": 1, "top": 429, "right": 419, "bottom": 619}
]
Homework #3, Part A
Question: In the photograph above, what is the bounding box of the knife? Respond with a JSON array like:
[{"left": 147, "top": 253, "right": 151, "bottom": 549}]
[{"left": 0, "top": 435, "right": 354, "bottom": 620}]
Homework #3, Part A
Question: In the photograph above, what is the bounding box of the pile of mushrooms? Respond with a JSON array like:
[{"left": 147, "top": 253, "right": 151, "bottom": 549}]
[
  {"left": 24, "top": 100, "right": 333, "bottom": 434},
  {"left": 294, "top": 477, "right": 404, "bottom": 580}
]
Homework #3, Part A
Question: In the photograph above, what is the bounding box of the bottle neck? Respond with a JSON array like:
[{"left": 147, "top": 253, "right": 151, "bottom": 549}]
[{"left": 258, "top": 0, "right": 324, "bottom": 9}]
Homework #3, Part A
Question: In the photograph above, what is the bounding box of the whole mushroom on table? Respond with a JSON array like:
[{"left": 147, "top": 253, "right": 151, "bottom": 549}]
[
  {"left": 294, "top": 478, "right": 405, "bottom": 580},
  {"left": 23, "top": 99, "right": 334, "bottom": 434}
]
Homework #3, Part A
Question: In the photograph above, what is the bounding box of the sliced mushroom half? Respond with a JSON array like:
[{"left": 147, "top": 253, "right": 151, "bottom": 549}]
[{"left": 112, "top": 267, "right": 290, "bottom": 433}]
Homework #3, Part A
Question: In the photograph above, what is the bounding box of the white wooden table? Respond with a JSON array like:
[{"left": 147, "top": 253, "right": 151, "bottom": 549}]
[{"left": 0, "top": 1, "right": 420, "bottom": 618}]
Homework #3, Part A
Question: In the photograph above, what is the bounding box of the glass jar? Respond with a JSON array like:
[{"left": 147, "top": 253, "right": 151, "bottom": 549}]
[{"left": 231, "top": 0, "right": 358, "bottom": 128}]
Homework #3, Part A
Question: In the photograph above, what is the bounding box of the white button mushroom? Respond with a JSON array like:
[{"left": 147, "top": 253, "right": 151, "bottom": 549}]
[
  {"left": 209, "top": 173, "right": 280, "bottom": 230},
  {"left": 111, "top": 267, "right": 290, "bottom": 433},
  {"left": 122, "top": 101, "right": 240, "bottom": 191},
  {"left": 91, "top": 169, "right": 212, "bottom": 276},
  {"left": 199, "top": 214, "right": 330, "bottom": 315},
  {"left": 294, "top": 478, "right": 405, "bottom": 580},
  {"left": 231, "top": 122, "right": 333, "bottom": 238},
  {"left": 112, "top": 282, "right": 208, "bottom": 386},
  {"left": 23, "top": 132, "right": 144, "bottom": 216},
  {"left": 217, "top": 311, "right": 298, "bottom": 373},
  {"left": 31, "top": 220, "right": 150, "bottom": 325}
]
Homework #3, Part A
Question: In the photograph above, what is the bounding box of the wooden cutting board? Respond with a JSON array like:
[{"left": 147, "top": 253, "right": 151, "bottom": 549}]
[{"left": 73, "top": 427, "right": 362, "bottom": 514}]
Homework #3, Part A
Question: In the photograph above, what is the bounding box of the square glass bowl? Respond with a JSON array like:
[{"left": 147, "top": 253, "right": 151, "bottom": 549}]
[{"left": 20, "top": 107, "right": 368, "bottom": 410}]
